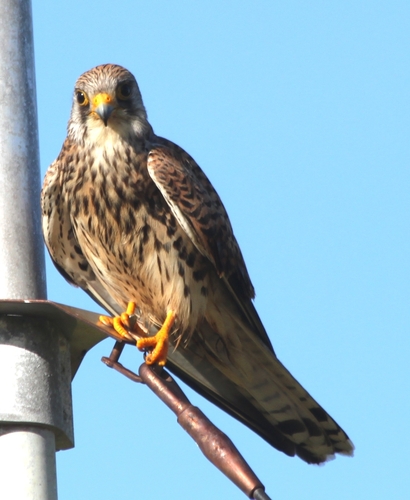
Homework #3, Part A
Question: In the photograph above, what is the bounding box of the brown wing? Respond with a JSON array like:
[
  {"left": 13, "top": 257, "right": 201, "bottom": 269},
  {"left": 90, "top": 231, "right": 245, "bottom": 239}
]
[
  {"left": 147, "top": 145, "right": 354, "bottom": 462},
  {"left": 147, "top": 141, "right": 255, "bottom": 300}
]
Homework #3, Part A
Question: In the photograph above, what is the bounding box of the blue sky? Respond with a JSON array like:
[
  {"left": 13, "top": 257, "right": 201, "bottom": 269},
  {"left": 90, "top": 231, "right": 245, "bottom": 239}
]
[{"left": 33, "top": 1, "right": 409, "bottom": 499}]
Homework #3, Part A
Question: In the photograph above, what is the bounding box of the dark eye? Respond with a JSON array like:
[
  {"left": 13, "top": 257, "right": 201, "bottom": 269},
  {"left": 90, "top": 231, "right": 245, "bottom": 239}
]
[
  {"left": 76, "top": 90, "right": 89, "bottom": 106},
  {"left": 117, "top": 83, "right": 132, "bottom": 100}
]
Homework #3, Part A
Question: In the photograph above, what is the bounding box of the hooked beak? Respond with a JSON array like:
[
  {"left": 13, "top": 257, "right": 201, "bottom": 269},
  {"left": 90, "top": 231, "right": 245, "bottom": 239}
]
[{"left": 92, "top": 92, "right": 115, "bottom": 126}]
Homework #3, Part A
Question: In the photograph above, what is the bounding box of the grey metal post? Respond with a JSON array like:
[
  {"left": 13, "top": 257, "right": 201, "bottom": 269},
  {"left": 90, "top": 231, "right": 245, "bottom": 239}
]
[{"left": 0, "top": 1, "right": 74, "bottom": 498}]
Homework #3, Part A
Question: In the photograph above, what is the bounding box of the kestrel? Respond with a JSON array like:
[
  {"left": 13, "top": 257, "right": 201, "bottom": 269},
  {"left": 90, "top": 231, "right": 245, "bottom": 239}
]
[{"left": 41, "top": 64, "right": 354, "bottom": 464}]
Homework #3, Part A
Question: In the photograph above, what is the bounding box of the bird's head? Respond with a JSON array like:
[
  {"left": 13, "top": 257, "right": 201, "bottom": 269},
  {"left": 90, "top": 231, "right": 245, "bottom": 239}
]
[{"left": 67, "top": 64, "right": 151, "bottom": 144}]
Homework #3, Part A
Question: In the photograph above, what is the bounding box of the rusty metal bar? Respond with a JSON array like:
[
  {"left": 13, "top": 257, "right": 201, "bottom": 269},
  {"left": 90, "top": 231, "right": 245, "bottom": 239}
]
[
  {"left": 101, "top": 341, "right": 143, "bottom": 383},
  {"left": 138, "top": 363, "right": 271, "bottom": 499}
]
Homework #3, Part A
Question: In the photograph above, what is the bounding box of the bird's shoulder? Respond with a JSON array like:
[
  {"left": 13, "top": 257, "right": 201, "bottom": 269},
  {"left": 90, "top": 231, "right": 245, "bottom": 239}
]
[{"left": 148, "top": 136, "right": 255, "bottom": 300}]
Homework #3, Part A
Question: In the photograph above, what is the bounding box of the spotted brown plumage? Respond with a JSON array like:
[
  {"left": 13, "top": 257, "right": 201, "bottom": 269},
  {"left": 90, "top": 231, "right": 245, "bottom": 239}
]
[{"left": 41, "top": 63, "right": 354, "bottom": 464}]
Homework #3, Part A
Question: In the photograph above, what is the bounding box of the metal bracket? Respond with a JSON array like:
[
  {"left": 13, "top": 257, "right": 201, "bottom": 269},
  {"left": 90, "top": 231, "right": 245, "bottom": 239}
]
[
  {"left": 0, "top": 299, "right": 111, "bottom": 378},
  {"left": 0, "top": 299, "right": 272, "bottom": 498}
]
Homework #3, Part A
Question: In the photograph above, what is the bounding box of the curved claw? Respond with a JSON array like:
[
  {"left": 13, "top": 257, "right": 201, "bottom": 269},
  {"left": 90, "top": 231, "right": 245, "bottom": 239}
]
[
  {"left": 137, "top": 310, "right": 176, "bottom": 366},
  {"left": 99, "top": 301, "right": 139, "bottom": 341}
]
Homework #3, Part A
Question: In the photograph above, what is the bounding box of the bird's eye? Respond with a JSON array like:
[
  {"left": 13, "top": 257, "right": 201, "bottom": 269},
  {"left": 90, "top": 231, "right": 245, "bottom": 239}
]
[
  {"left": 117, "top": 83, "right": 132, "bottom": 100},
  {"left": 76, "top": 90, "right": 89, "bottom": 106}
]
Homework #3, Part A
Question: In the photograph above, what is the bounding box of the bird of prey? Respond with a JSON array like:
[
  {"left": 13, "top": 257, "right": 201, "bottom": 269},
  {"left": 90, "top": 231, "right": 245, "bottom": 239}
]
[{"left": 41, "top": 63, "right": 353, "bottom": 464}]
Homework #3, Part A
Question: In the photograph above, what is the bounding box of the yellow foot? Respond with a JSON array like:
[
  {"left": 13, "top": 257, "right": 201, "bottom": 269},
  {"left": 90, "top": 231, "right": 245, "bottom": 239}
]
[
  {"left": 99, "top": 301, "right": 140, "bottom": 341},
  {"left": 137, "top": 310, "right": 176, "bottom": 366}
]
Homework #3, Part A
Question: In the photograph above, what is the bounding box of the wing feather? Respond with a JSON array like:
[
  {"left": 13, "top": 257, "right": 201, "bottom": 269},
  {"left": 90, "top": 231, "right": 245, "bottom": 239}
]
[{"left": 147, "top": 142, "right": 255, "bottom": 300}]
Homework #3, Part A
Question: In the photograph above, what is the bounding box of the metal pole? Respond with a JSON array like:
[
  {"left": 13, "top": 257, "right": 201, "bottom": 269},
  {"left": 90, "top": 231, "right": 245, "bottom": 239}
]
[
  {"left": 0, "top": 1, "right": 73, "bottom": 498},
  {"left": 0, "top": 0, "right": 45, "bottom": 299}
]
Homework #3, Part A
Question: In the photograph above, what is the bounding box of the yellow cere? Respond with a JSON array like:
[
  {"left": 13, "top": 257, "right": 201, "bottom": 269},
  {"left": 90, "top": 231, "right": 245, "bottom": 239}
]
[{"left": 92, "top": 92, "right": 113, "bottom": 109}]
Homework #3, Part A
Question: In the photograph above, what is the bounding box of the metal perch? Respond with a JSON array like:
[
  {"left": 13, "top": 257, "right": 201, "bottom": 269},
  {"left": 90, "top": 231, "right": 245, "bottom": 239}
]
[{"left": 102, "top": 338, "right": 272, "bottom": 500}]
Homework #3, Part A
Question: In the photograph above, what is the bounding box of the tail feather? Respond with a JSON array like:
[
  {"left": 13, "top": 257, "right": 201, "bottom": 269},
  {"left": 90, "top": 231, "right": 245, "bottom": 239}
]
[{"left": 202, "top": 281, "right": 354, "bottom": 463}]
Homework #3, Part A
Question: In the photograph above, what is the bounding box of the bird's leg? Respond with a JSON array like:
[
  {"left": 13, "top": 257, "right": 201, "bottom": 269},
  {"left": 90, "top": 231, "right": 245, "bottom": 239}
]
[
  {"left": 137, "top": 310, "right": 176, "bottom": 366},
  {"left": 99, "top": 301, "right": 143, "bottom": 341}
]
